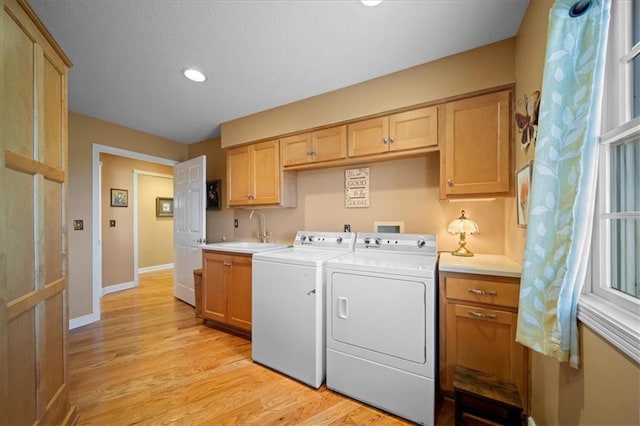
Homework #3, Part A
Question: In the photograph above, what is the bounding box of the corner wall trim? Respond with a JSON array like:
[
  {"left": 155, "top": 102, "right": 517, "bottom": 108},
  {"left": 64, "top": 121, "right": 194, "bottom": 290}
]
[
  {"left": 138, "top": 263, "right": 174, "bottom": 274},
  {"left": 69, "top": 313, "right": 99, "bottom": 330},
  {"left": 102, "top": 280, "right": 137, "bottom": 296}
]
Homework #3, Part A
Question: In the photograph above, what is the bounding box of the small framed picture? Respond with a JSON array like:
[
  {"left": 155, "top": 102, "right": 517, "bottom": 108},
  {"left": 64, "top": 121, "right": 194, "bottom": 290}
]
[
  {"left": 206, "top": 180, "right": 221, "bottom": 210},
  {"left": 110, "top": 188, "right": 128, "bottom": 207},
  {"left": 516, "top": 161, "right": 533, "bottom": 228},
  {"left": 156, "top": 197, "right": 174, "bottom": 217}
]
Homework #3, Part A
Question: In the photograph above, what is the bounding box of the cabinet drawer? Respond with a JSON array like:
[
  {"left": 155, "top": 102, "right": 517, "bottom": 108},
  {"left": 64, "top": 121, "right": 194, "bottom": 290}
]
[{"left": 445, "top": 276, "right": 519, "bottom": 308}]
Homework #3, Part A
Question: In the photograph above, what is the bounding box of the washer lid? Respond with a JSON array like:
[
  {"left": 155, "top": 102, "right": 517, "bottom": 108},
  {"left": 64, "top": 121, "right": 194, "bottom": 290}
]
[{"left": 253, "top": 246, "right": 353, "bottom": 267}]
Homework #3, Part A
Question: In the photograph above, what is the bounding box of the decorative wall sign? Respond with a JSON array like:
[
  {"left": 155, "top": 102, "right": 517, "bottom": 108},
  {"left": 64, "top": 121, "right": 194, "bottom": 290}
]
[
  {"left": 345, "top": 168, "right": 369, "bottom": 208},
  {"left": 515, "top": 90, "right": 541, "bottom": 152},
  {"left": 110, "top": 188, "right": 128, "bottom": 207}
]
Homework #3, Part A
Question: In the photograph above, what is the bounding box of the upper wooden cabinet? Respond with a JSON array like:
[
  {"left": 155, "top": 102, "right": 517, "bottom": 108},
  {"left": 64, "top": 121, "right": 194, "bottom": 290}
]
[
  {"left": 227, "top": 139, "right": 296, "bottom": 207},
  {"left": 441, "top": 90, "right": 512, "bottom": 198},
  {"left": 348, "top": 106, "right": 438, "bottom": 158},
  {"left": 281, "top": 125, "right": 347, "bottom": 167}
]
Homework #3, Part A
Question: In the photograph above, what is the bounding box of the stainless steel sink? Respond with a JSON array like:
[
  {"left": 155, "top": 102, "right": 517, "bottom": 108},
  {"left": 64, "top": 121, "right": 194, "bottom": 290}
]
[{"left": 200, "top": 241, "right": 289, "bottom": 254}]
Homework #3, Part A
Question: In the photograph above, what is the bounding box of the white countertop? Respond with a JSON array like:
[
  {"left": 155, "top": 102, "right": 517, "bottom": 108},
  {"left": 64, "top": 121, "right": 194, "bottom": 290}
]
[
  {"left": 438, "top": 252, "right": 522, "bottom": 278},
  {"left": 200, "top": 241, "right": 290, "bottom": 255}
]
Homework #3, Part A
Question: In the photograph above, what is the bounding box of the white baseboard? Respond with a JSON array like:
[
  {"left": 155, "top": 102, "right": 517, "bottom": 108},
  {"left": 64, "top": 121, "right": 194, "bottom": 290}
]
[
  {"left": 102, "top": 280, "right": 137, "bottom": 296},
  {"left": 69, "top": 312, "right": 99, "bottom": 330},
  {"left": 138, "top": 263, "right": 174, "bottom": 274}
]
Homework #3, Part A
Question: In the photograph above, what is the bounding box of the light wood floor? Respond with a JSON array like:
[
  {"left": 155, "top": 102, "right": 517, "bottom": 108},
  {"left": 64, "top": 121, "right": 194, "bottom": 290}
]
[{"left": 69, "top": 270, "right": 454, "bottom": 425}]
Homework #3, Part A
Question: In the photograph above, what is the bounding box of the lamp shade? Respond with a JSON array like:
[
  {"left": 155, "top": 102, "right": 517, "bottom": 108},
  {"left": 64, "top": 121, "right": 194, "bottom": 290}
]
[
  {"left": 447, "top": 210, "right": 479, "bottom": 257},
  {"left": 447, "top": 210, "right": 479, "bottom": 235}
]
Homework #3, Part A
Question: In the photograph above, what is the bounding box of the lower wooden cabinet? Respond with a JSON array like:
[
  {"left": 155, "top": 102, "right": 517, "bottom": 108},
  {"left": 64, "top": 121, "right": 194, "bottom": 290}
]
[
  {"left": 202, "top": 251, "right": 253, "bottom": 334},
  {"left": 439, "top": 270, "right": 528, "bottom": 412}
]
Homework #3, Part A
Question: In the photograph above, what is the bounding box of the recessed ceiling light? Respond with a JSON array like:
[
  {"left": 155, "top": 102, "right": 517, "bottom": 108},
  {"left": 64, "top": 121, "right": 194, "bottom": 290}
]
[
  {"left": 182, "top": 68, "right": 207, "bottom": 83},
  {"left": 360, "top": 0, "right": 383, "bottom": 6}
]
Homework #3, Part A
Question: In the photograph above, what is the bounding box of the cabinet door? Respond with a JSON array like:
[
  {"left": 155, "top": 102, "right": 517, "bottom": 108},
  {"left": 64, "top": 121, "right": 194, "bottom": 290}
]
[
  {"left": 443, "top": 90, "right": 511, "bottom": 196},
  {"left": 202, "top": 253, "right": 227, "bottom": 323},
  {"left": 226, "top": 255, "right": 253, "bottom": 332},
  {"left": 389, "top": 106, "right": 438, "bottom": 152},
  {"left": 442, "top": 303, "right": 525, "bottom": 396},
  {"left": 281, "top": 133, "right": 312, "bottom": 167},
  {"left": 347, "top": 116, "right": 389, "bottom": 158},
  {"left": 227, "top": 145, "right": 253, "bottom": 206},
  {"left": 252, "top": 140, "right": 281, "bottom": 205},
  {"left": 312, "top": 125, "right": 347, "bottom": 163}
]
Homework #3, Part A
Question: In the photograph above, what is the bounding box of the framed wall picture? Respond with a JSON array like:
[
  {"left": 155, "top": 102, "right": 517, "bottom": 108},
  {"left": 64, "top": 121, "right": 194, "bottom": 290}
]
[
  {"left": 156, "top": 197, "right": 174, "bottom": 217},
  {"left": 110, "top": 188, "right": 128, "bottom": 207},
  {"left": 516, "top": 161, "right": 533, "bottom": 228},
  {"left": 206, "top": 180, "right": 221, "bottom": 210}
]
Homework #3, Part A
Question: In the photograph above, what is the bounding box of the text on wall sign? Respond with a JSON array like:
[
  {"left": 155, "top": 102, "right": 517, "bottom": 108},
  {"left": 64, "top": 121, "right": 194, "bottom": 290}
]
[{"left": 345, "top": 167, "right": 369, "bottom": 208}]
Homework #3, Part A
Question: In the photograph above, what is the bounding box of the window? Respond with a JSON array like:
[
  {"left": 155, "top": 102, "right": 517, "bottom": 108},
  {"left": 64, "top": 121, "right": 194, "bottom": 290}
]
[{"left": 579, "top": 0, "right": 640, "bottom": 364}]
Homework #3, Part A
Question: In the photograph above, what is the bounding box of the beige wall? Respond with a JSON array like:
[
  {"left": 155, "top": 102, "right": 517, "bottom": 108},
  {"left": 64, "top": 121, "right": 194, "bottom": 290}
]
[
  {"left": 221, "top": 38, "right": 517, "bottom": 147},
  {"left": 68, "top": 112, "right": 187, "bottom": 318},
  {"left": 510, "top": 1, "right": 640, "bottom": 424},
  {"left": 231, "top": 155, "right": 505, "bottom": 254},
  {"left": 137, "top": 174, "right": 173, "bottom": 269}
]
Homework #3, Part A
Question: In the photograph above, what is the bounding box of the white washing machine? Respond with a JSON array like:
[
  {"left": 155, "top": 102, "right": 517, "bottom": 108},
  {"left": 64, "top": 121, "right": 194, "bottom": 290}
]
[
  {"left": 325, "top": 232, "right": 437, "bottom": 425},
  {"left": 252, "top": 231, "right": 356, "bottom": 388}
]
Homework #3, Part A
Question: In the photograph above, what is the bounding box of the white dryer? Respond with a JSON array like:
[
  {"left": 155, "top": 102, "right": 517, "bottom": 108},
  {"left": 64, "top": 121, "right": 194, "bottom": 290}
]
[
  {"left": 325, "top": 232, "right": 437, "bottom": 425},
  {"left": 252, "top": 231, "right": 356, "bottom": 388}
]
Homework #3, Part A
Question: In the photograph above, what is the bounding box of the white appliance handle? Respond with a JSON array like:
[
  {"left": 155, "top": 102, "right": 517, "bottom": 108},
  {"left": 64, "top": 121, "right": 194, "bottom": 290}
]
[{"left": 337, "top": 297, "right": 349, "bottom": 319}]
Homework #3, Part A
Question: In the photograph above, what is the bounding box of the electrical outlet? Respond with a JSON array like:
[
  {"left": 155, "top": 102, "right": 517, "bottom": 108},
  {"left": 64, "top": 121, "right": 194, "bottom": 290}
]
[
  {"left": 344, "top": 224, "right": 351, "bottom": 232},
  {"left": 234, "top": 219, "right": 239, "bottom": 228},
  {"left": 109, "top": 220, "right": 116, "bottom": 227},
  {"left": 73, "top": 219, "right": 84, "bottom": 231}
]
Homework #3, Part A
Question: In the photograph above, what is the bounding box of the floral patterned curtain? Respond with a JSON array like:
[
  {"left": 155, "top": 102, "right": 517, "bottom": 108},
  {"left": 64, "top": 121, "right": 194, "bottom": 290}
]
[{"left": 516, "top": 0, "right": 611, "bottom": 367}]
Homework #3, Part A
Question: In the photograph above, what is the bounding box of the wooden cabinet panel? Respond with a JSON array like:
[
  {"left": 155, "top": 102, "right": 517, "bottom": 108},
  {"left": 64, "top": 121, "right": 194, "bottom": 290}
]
[
  {"left": 281, "top": 133, "right": 312, "bottom": 166},
  {"left": 1, "top": 2, "right": 74, "bottom": 424},
  {"left": 442, "top": 90, "right": 511, "bottom": 197},
  {"left": 202, "top": 253, "right": 227, "bottom": 323},
  {"left": 439, "top": 270, "right": 528, "bottom": 412},
  {"left": 445, "top": 275, "right": 520, "bottom": 308},
  {"left": 226, "top": 255, "right": 253, "bottom": 332},
  {"left": 348, "top": 107, "right": 438, "bottom": 159},
  {"left": 348, "top": 117, "right": 389, "bottom": 157},
  {"left": 227, "top": 139, "right": 294, "bottom": 207},
  {"left": 388, "top": 106, "right": 438, "bottom": 152},
  {"left": 202, "top": 251, "right": 253, "bottom": 334}
]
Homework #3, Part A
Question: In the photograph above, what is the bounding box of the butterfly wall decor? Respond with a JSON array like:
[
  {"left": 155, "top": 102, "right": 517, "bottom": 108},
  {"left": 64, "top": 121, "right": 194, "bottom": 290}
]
[{"left": 515, "top": 90, "right": 541, "bottom": 152}]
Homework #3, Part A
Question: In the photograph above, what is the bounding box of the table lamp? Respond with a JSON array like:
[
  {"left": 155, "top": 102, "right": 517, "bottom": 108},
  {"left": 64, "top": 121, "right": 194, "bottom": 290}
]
[{"left": 447, "top": 210, "right": 479, "bottom": 257}]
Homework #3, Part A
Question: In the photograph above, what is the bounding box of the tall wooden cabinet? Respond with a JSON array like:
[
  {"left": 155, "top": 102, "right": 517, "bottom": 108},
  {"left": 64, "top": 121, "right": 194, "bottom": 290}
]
[
  {"left": 227, "top": 139, "right": 296, "bottom": 207},
  {"left": 441, "top": 90, "right": 512, "bottom": 198},
  {"left": 202, "top": 250, "right": 253, "bottom": 334},
  {"left": 438, "top": 253, "right": 529, "bottom": 413},
  {"left": 1, "top": 0, "right": 75, "bottom": 424}
]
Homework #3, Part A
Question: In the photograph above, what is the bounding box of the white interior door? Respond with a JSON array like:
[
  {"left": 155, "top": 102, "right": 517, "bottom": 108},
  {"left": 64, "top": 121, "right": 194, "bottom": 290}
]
[{"left": 173, "top": 155, "right": 206, "bottom": 305}]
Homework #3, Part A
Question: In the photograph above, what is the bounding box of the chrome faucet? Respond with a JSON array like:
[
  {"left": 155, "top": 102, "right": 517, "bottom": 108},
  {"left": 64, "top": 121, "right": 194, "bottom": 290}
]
[{"left": 249, "top": 210, "right": 271, "bottom": 243}]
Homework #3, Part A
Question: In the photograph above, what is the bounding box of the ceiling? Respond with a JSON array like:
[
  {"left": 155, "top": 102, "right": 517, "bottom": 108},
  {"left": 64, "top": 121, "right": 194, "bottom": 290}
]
[{"left": 27, "top": 0, "right": 529, "bottom": 144}]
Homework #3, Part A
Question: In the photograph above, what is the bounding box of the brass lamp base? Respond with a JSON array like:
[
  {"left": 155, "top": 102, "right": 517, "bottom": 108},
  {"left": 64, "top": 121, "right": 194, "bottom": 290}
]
[
  {"left": 451, "top": 244, "right": 474, "bottom": 257},
  {"left": 452, "top": 233, "right": 474, "bottom": 257}
]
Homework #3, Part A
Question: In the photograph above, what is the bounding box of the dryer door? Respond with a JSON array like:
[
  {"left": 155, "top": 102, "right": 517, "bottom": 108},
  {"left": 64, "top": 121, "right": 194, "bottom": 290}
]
[{"left": 330, "top": 271, "right": 427, "bottom": 364}]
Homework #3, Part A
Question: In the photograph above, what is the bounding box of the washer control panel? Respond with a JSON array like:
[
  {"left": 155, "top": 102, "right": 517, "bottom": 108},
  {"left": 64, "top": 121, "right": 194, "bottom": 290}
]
[
  {"left": 355, "top": 233, "right": 437, "bottom": 255},
  {"left": 294, "top": 231, "right": 356, "bottom": 251}
]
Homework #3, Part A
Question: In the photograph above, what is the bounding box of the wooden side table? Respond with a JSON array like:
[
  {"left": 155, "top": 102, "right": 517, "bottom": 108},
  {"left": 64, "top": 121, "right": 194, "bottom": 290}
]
[{"left": 453, "top": 365, "right": 523, "bottom": 425}]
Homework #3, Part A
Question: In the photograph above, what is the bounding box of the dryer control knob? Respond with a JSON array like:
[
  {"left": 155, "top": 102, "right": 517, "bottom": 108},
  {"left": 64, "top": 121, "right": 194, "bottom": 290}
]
[
  {"left": 308, "top": 235, "right": 315, "bottom": 242},
  {"left": 375, "top": 238, "right": 382, "bottom": 245},
  {"left": 417, "top": 239, "right": 426, "bottom": 248},
  {"left": 364, "top": 237, "right": 371, "bottom": 244},
  {"left": 301, "top": 235, "right": 307, "bottom": 241},
  {"left": 336, "top": 236, "right": 343, "bottom": 244}
]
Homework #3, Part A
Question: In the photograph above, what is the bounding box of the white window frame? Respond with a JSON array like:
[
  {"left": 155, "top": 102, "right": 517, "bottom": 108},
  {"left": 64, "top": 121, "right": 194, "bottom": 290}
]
[{"left": 579, "top": 0, "right": 640, "bottom": 364}]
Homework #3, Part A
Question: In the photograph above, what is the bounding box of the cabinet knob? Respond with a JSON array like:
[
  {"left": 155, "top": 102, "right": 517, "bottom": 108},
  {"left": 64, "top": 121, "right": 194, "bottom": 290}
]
[
  {"left": 383, "top": 137, "right": 388, "bottom": 144},
  {"left": 447, "top": 178, "right": 454, "bottom": 187},
  {"left": 389, "top": 136, "right": 395, "bottom": 143},
  {"left": 223, "top": 262, "right": 232, "bottom": 267}
]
